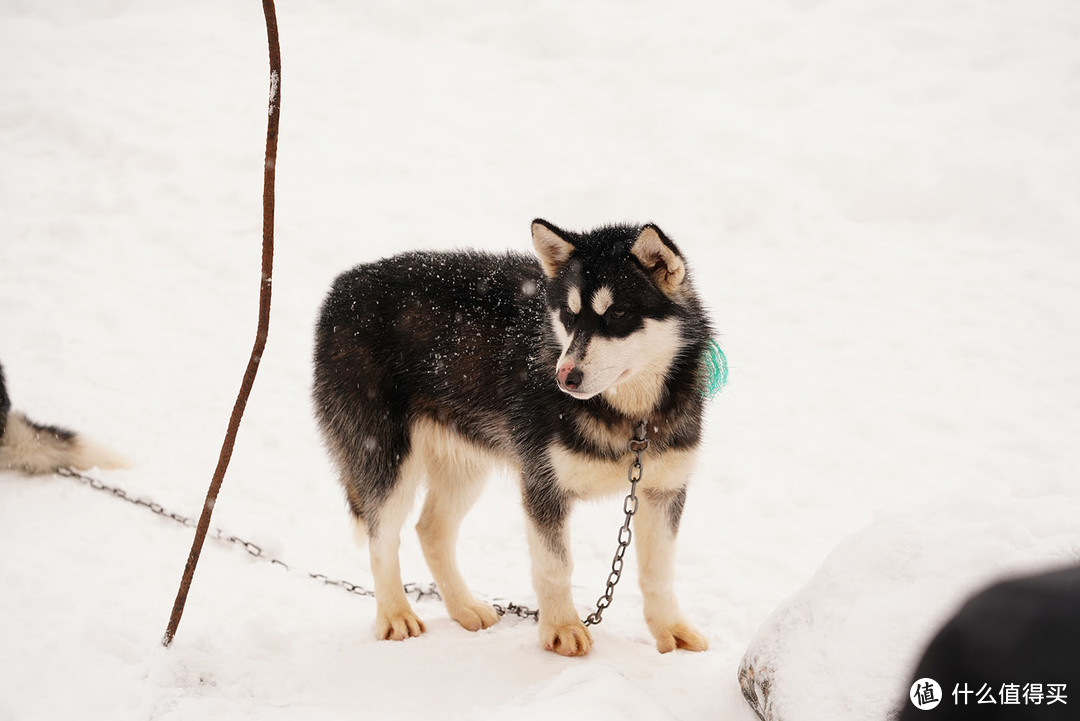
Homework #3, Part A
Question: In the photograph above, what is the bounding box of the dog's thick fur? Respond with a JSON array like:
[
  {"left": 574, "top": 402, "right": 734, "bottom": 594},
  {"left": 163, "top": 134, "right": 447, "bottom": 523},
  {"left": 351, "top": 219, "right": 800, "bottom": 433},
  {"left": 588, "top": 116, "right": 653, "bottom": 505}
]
[
  {"left": 0, "top": 361, "right": 128, "bottom": 474},
  {"left": 313, "top": 219, "right": 713, "bottom": 655}
]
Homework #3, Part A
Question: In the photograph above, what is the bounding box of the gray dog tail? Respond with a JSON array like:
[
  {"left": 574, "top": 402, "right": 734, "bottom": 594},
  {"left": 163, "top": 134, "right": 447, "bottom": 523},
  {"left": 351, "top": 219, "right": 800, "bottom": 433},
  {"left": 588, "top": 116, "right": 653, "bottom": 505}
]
[{"left": 0, "top": 363, "right": 130, "bottom": 475}]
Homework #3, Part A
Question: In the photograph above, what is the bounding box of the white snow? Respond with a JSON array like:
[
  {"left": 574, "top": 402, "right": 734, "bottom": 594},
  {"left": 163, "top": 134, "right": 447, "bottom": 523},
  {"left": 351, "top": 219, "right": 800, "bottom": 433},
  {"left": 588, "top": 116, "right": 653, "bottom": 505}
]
[{"left": 2, "top": 0, "right": 1079, "bottom": 719}]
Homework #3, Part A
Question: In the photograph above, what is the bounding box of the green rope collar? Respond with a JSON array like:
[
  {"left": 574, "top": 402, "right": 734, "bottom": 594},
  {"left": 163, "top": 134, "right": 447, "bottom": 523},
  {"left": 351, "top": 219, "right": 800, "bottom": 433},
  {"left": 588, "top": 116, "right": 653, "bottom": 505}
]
[{"left": 702, "top": 338, "right": 729, "bottom": 399}]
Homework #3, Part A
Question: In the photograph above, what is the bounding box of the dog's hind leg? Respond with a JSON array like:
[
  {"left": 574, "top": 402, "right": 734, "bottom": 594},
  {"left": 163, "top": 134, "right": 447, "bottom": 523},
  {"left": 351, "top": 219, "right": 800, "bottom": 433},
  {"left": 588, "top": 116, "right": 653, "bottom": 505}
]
[
  {"left": 414, "top": 422, "right": 499, "bottom": 632},
  {"left": 365, "top": 449, "right": 426, "bottom": 641},
  {"left": 320, "top": 413, "right": 426, "bottom": 639}
]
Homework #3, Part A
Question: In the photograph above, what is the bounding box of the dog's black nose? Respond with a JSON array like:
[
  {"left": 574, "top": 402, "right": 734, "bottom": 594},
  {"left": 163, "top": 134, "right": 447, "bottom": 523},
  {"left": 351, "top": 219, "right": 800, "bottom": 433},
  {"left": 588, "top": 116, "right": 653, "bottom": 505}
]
[{"left": 563, "top": 367, "right": 583, "bottom": 390}]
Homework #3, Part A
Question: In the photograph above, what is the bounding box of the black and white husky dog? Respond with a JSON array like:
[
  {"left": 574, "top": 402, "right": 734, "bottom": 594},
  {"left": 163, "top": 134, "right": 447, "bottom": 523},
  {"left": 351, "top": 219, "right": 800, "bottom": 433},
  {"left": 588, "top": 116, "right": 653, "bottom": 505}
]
[{"left": 313, "top": 219, "right": 713, "bottom": 656}]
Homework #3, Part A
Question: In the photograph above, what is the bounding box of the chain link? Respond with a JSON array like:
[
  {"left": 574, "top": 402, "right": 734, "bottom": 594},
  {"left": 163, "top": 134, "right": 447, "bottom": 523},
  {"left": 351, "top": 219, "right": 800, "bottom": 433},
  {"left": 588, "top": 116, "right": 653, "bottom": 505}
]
[
  {"left": 491, "top": 601, "right": 540, "bottom": 621},
  {"left": 583, "top": 419, "right": 648, "bottom": 627}
]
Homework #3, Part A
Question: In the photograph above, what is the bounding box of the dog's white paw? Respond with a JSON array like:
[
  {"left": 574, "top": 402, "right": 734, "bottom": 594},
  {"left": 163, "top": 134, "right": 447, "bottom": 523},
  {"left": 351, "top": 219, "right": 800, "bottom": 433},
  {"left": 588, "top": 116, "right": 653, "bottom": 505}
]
[
  {"left": 376, "top": 606, "right": 426, "bottom": 641},
  {"left": 448, "top": 599, "right": 500, "bottom": 632},
  {"left": 540, "top": 621, "right": 593, "bottom": 657},
  {"left": 649, "top": 619, "right": 708, "bottom": 653}
]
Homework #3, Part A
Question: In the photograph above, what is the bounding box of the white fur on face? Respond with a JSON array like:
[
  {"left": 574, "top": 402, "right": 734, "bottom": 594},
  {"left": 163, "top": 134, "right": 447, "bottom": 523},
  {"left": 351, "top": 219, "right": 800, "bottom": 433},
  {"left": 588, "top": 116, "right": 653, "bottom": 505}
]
[
  {"left": 591, "top": 286, "right": 614, "bottom": 316},
  {"left": 554, "top": 316, "right": 682, "bottom": 413},
  {"left": 550, "top": 310, "right": 571, "bottom": 349},
  {"left": 566, "top": 286, "right": 581, "bottom": 315}
]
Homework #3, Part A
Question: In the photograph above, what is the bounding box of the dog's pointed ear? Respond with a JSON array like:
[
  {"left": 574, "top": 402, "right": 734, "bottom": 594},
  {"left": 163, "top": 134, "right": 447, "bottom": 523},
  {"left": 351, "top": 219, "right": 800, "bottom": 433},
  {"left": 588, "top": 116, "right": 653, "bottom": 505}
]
[
  {"left": 631, "top": 224, "right": 686, "bottom": 297},
  {"left": 532, "top": 219, "right": 575, "bottom": 279}
]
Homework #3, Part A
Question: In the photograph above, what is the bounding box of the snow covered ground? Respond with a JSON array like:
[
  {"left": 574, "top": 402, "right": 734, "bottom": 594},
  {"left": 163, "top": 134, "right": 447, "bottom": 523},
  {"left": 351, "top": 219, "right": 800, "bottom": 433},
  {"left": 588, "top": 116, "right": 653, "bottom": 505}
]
[{"left": 2, "top": 0, "right": 1079, "bottom": 719}]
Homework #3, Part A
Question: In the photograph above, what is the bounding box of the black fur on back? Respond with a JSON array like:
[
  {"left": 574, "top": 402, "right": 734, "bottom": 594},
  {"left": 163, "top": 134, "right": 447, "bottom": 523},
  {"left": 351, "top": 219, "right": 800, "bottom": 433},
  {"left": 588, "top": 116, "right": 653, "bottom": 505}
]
[
  {"left": 312, "top": 224, "right": 714, "bottom": 535},
  {"left": 313, "top": 251, "right": 542, "bottom": 525}
]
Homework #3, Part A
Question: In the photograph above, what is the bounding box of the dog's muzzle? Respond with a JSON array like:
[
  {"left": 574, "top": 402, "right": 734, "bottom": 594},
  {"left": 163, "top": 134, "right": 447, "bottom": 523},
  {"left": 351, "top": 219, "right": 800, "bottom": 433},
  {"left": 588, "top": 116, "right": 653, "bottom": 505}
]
[{"left": 557, "top": 360, "right": 583, "bottom": 392}]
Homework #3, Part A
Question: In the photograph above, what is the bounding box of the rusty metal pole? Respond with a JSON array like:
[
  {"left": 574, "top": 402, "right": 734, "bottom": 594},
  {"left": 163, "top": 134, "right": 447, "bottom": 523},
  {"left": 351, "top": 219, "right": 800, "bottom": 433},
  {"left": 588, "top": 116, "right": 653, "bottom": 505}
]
[{"left": 162, "top": 0, "right": 281, "bottom": 647}]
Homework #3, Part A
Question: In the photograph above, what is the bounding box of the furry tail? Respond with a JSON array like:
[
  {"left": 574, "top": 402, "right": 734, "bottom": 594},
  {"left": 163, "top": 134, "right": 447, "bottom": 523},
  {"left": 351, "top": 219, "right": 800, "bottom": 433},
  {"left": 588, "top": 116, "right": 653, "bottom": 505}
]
[
  {"left": 0, "top": 411, "right": 131, "bottom": 475},
  {"left": 0, "top": 363, "right": 130, "bottom": 475}
]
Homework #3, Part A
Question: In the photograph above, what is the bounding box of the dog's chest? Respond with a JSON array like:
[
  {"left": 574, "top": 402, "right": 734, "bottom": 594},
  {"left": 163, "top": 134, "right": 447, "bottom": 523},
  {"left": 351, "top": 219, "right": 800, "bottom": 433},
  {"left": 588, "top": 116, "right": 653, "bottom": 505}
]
[{"left": 547, "top": 443, "right": 696, "bottom": 499}]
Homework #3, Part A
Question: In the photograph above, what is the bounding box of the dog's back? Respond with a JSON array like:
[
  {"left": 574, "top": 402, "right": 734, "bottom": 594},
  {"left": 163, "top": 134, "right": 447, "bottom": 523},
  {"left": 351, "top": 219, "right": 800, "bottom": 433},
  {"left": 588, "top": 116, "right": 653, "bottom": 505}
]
[{"left": 312, "top": 250, "right": 544, "bottom": 522}]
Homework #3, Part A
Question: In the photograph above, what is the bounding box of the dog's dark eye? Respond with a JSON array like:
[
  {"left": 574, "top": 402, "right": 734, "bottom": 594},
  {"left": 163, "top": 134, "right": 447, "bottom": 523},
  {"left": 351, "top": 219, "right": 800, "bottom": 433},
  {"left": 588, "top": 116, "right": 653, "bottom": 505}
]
[
  {"left": 607, "top": 307, "right": 628, "bottom": 319},
  {"left": 562, "top": 305, "right": 577, "bottom": 321}
]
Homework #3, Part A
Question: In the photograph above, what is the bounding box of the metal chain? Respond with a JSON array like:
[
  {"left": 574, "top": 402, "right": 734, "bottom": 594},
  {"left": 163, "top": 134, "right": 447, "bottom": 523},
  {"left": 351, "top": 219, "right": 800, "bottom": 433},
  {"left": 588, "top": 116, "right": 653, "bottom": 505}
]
[
  {"left": 491, "top": 601, "right": 540, "bottom": 621},
  {"left": 59, "top": 467, "right": 200, "bottom": 529},
  {"left": 58, "top": 417, "right": 648, "bottom": 628},
  {"left": 57, "top": 467, "right": 439, "bottom": 602},
  {"left": 583, "top": 419, "right": 648, "bottom": 627}
]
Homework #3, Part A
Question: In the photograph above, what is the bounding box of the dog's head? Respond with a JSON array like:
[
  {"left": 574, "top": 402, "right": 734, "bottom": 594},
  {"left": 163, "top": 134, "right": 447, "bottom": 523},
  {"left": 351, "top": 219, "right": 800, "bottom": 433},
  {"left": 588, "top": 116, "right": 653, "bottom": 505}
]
[{"left": 532, "top": 219, "right": 698, "bottom": 408}]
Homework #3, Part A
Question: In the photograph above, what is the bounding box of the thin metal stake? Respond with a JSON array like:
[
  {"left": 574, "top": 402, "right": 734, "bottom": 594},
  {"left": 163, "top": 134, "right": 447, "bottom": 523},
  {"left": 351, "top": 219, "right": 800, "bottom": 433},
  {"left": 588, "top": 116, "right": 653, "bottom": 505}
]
[{"left": 162, "top": 0, "right": 281, "bottom": 647}]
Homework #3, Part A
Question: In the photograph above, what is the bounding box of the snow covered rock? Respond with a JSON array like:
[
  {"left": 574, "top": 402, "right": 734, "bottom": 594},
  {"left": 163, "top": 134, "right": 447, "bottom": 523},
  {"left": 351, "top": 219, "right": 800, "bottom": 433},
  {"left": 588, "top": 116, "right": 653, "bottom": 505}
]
[{"left": 738, "top": 496, "right": 1080, "bottom": 721}]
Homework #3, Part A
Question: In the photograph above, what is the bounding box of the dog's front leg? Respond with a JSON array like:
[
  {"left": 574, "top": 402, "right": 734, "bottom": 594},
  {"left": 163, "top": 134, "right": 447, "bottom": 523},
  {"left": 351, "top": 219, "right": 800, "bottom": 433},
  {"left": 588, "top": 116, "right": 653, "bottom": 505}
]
[
  {"left": 636, "top": 486, "right": 708, "bottom": 653},
  {"left": 523, "top": 482, "right": 591, "bottom": 656}
]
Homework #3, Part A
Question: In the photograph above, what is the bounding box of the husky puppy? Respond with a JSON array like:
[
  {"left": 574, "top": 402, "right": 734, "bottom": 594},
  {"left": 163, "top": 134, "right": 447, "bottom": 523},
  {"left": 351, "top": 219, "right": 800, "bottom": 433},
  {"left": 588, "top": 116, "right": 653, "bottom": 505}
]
[
  {"left": 313, "top": 219, "right": 713, "bottom": 656},
  {"left": 0, "top": 361, "right": 128, "bottom": 474}
]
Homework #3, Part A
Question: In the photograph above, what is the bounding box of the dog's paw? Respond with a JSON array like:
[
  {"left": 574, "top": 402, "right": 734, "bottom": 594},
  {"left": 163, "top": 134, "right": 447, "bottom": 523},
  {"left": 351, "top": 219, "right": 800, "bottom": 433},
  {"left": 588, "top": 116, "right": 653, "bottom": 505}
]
[
  {"left": 376, "top": 606, "right": 426, "bottom": 641},
  {"left": 540, "top": 621, "right": 593, "bottom": 657},
  {"left": 448, "top": 599, "right": 500, "bottom": 632},
  {"left": 649, "top": 619, "right": 708, "bottom": 653}
]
